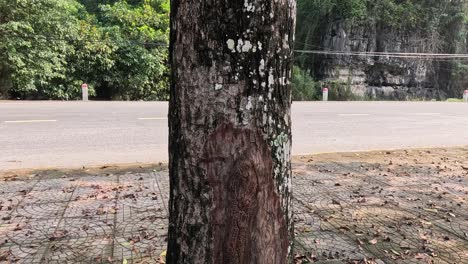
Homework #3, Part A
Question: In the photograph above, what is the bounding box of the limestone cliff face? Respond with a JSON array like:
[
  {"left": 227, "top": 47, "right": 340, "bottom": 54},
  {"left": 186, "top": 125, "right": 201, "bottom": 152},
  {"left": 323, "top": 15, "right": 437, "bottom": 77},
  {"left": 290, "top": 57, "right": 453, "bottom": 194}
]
[
  {"left": 315, "top": 20, "right": 458, "bottom": 100},
  {"left": 302, "top": 18, "right": 467, "bottom": 100}
]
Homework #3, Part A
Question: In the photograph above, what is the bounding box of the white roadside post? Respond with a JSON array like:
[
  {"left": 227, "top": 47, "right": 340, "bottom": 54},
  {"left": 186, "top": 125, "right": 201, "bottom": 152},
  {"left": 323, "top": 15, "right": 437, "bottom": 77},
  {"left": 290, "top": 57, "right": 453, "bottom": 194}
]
[
  {"left": 323, "top": 87, "right": 329, "bottom": 101},
  {"left": 81, "top": 83, "right": 88, "bottom": 101},
  {"left": 464, "top": 90, "right": 468, "bottom": 102}
]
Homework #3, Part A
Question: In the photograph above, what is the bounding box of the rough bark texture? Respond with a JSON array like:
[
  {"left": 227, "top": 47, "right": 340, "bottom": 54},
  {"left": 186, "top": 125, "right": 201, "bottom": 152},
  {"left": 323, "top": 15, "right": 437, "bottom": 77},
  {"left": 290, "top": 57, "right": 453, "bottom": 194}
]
[{"left": 167, "top": 0, "right": 296, "bottom": 263}]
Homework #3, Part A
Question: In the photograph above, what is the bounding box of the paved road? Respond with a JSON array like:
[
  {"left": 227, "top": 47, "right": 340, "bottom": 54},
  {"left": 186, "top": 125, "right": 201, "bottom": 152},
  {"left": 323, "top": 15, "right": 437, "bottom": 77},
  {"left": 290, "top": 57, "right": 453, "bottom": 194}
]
[{"left": 1, "top": 101, "right": 467, "bottom": 170}]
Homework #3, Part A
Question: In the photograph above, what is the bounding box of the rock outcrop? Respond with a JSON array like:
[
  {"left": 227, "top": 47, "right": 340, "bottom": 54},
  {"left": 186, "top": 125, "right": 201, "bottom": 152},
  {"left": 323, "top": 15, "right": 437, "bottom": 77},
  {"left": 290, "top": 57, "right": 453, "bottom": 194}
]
[{"left": 296, "top": 1, "right": 468, "bottom": 100}]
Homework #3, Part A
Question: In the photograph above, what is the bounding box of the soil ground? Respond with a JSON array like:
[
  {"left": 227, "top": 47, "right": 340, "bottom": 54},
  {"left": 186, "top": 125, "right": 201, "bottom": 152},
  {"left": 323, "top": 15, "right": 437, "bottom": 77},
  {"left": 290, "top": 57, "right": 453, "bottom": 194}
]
[{"left": 1, "top": 147, "right": 467, "bottom": 263}]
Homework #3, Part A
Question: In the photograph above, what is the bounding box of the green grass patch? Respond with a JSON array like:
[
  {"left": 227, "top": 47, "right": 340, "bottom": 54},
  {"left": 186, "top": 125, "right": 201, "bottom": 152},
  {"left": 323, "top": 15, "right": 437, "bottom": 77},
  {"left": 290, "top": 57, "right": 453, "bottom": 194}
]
[{"left": 446, "top": 98, "right": 465, "bottom": 102}]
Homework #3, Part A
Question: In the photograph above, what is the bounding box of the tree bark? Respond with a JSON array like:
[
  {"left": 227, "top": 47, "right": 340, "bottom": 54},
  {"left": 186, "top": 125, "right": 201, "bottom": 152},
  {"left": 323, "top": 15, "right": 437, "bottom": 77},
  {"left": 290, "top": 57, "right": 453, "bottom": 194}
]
[{"left": 168, "top": 0, "right": 296, "bottom": 263}]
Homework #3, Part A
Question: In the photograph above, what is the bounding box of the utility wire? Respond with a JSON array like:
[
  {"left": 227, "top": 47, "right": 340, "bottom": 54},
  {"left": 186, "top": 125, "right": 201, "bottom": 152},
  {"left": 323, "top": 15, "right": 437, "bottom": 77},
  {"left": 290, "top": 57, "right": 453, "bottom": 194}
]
[
  {"left": 294, "top": 50, "right": 468, "bottom": 59},
  {"left": 3, "top": 32, "right": 468, "bottom": 60},
  {"left": 293, "top": 40, "right": 468, "bottom": 60}
]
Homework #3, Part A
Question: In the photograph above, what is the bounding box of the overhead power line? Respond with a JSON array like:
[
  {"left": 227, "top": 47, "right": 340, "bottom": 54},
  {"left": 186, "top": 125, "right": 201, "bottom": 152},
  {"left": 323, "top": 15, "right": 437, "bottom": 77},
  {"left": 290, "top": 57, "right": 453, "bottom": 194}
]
[
  {"left": 294, "top": 50, "right": 468, "bottom": 59},
  {"left": 293, "top": 40, "right": 468, "bottom": 60},
  {"left": 3, "top": 32, "right": 468, "bottom": 60}
]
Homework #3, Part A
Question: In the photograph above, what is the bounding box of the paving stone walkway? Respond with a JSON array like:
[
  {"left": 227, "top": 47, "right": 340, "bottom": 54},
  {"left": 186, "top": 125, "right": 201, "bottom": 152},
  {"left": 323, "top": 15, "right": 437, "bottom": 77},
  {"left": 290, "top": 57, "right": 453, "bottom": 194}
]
[
  {"left": 0, "top": 171, "right": 168, "bottom": 264},
  {"left": 0, "top": 148, "right": 467, "bottom": 263},
  {"left": 293, "top": 148, "right": 468, "bottom": 263}
]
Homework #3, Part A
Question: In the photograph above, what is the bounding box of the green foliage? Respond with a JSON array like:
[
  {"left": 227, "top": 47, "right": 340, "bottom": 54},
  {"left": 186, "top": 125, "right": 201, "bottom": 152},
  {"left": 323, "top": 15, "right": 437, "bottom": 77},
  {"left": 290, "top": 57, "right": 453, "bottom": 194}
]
[
  {"left": 446, "top": 98, "right": 464, "bottom": 102},
  {"left": 291, "top": 66, "right": 365, "bottom": 101},
  {"left": 292, "top": 66, "right": 367, "bottom": 101},
  {"left": 296, "top": 0, "right": 468, "bottom": 49},
  {"left": 326, "top": 80, "right": 361, "bottom": 101},
  {"left": 292, "top": 66, "right": 319, "bottom": 101},
  {"left": 0, "top": 0, "right": 169, "bottom": 100},
  {"left": 334, "top": 0, "right": 367, "bottom": 20},
  {"left": 0, "top": 0, "right": 82, "bottom": 98},
  {"left": 97, "top": 0, "right": 169, "bottom": 100}
]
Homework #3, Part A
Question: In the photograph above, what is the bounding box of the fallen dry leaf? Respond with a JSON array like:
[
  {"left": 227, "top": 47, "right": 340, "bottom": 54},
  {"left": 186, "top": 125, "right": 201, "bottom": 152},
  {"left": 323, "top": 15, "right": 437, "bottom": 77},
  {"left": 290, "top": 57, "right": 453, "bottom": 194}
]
[
  {"left": 423, "top": 208, "right": 438, "bottom": 213},
  {"left": 159, "top": 250, "right": 167, "bottom": 264},
  {"left": 414, "top": 253, "right": 428, "bottom": 259},
  {"left": 0, "top": 250, "right": 12, "bottom": 261},
  {"left": 331, "top": 199, "right": 341, "bottom": 205},
  {"left": 49, "top": 230, "right": 68, "bottom": 241}
]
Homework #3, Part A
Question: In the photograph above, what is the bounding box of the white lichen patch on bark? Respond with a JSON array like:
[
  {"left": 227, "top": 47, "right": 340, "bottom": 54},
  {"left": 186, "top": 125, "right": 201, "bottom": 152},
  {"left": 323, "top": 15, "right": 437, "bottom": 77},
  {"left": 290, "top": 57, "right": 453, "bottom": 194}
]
[
  {"left": 214, "top": 84, "right": 223, "bottom": 91},
  {"left": 226, "top": 39, "right": 236, "bottom": 52},
  {"left": 245, "top": 96, "right": 253, "bottom": 110},
  {"left": 268, "top": 70, "right": 275, "bottom": 87},
  {"left": 244, "top": 0, "right": 255, "bottom": 12},
  {"left": 279, "top": 77, "right": 286, "bottom": 86},
  {"left": 236, "top": 39, "right": 244, "bottom": 52},
  {"left": 242, "top": 40, "right": 253, "bottom": 52},
  {"left": 271, "top": 132, "right": 291, "bottom": 212},
  {"left": 259, "top": 59, "right": 266, "bottom": 77},
  {"left": 268, "top": 116, "right": 274, "bottom": 126},
  {"left": 282, "top": 38, "right": 289, "bottom": 49}
]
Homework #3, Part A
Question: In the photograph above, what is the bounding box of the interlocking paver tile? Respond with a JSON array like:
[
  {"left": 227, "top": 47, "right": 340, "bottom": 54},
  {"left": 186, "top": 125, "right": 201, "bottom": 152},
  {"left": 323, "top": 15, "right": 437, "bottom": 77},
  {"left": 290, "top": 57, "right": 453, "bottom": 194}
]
[
  {"left": 2, "top": 219, "right": 60, "bottom": 245},
  {"left": 14, "top": 202, "right": 67, "bottom": 221},
  {"left": 42, "top": 237, "right": 112, "bottom": 263},
  {"left": 0, "top": 180, "right": 39, "bottom": 194}
]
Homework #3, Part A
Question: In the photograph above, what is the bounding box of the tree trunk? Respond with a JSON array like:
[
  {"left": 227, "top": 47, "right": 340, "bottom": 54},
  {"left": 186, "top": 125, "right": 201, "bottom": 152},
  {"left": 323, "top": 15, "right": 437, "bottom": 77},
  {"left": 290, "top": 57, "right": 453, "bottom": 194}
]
[{"left": 168, "top": 0, "right": 296, "bottom": 263}]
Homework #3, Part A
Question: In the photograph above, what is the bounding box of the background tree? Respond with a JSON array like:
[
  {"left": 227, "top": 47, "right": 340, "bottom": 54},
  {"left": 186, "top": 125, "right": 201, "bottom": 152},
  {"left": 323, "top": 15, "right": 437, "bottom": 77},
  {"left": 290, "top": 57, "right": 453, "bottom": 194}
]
[
  {"left": 96, "top": 0, "right": 169, "bottom": 100},
  {"left": 0, "top": 0, "right": 82, "bottom": 99},
  {"left": 0, "top": 0, "right": 169, "bottom": 100},
  {"left": 167, "top": 0, "right": 296, "bottom": 263}
]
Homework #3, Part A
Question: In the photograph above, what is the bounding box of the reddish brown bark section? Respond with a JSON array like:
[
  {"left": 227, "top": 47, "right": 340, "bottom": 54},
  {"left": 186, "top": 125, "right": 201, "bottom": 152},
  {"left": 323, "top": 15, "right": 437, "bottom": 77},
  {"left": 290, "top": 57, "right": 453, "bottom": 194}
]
[{"left": 202, "top": 123, "right": 288, "bottom": 264}]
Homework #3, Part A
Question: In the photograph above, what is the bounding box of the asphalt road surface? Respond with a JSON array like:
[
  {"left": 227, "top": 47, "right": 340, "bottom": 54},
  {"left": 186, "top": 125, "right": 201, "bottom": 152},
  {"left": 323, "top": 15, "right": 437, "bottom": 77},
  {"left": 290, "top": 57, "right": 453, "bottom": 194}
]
[{"left": 1, "top": 101, "right": 467, "bottom": 170}]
